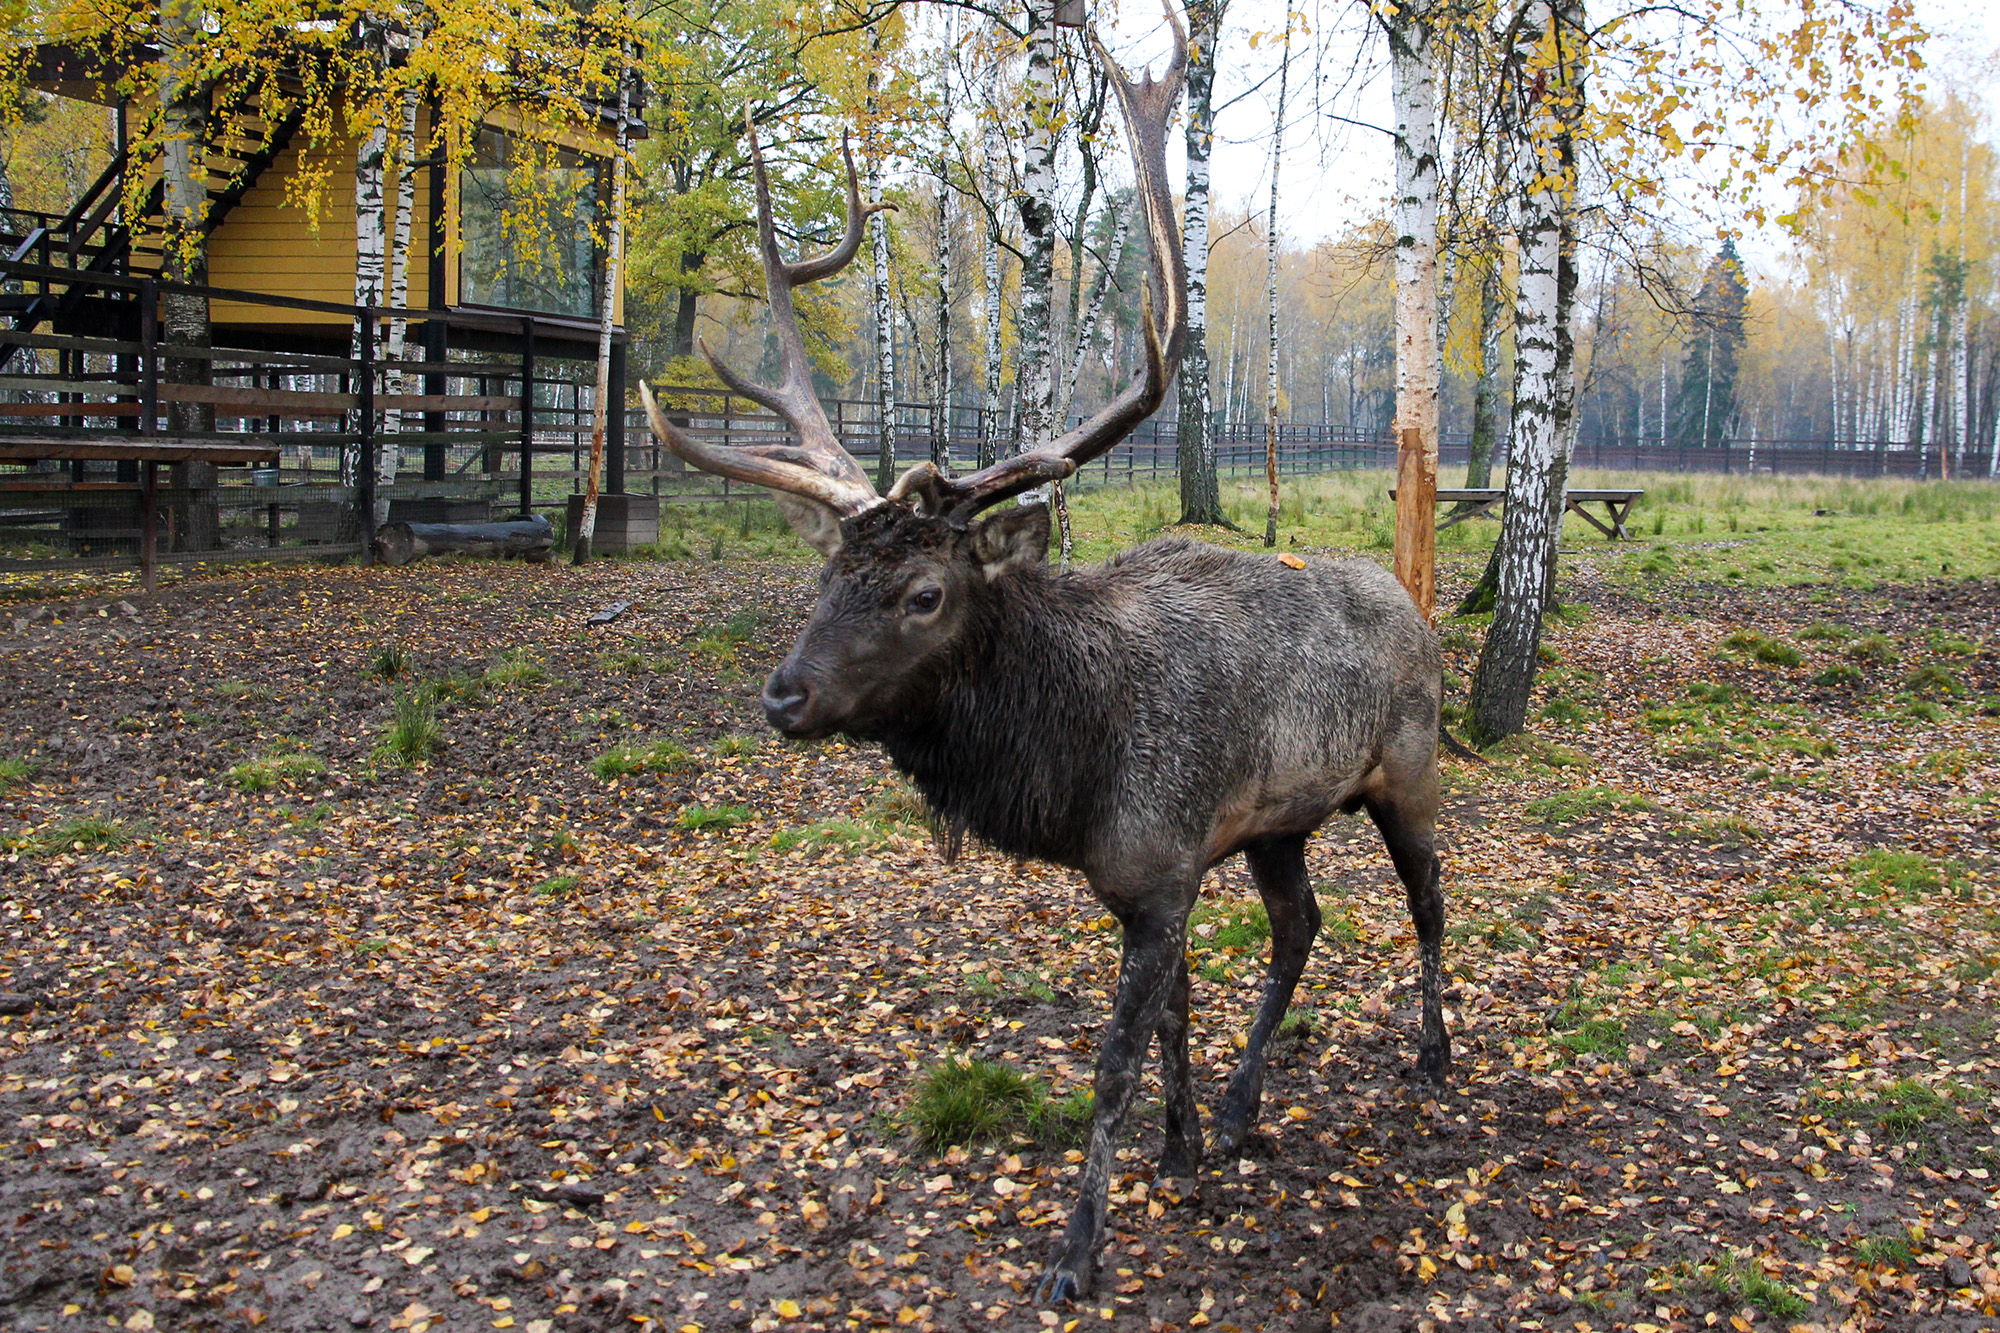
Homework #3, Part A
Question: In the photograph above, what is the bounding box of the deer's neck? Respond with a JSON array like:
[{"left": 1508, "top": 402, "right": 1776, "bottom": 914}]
[{"left": 880, "top": 572, "right": 1118, "bottom": 868}]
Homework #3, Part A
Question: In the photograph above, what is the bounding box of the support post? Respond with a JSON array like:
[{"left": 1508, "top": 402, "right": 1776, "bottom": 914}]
[
  {"left": 141, "top": 460, "right": 158, "bottom": 596},
  {"left": 519, "top": 317, "right": 536, "bottom": 517},
  {"left": 423, "top": 319, "right": 447, "bottom": 480},
  {"left": 1393, "top": 424, "right": 1437, "bottom": 620}
]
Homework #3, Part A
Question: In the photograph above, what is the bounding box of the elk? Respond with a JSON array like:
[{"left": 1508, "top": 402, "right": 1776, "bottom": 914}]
[{"left": 638, "top": 21, "right": 1446, "bottom": 1304}]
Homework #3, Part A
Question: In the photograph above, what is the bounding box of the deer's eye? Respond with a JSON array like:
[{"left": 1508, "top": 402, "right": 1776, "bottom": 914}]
[{"left": 907, "top": 586, "right": 943, "bottom": 615}]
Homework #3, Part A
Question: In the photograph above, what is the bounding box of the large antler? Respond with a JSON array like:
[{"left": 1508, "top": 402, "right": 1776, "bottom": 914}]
[
  {"left": 893, "top": 5, "right": 1190, "bottom": 523},
  {"left": 639, "top": 111, "right": 890, "bottom": 549}
]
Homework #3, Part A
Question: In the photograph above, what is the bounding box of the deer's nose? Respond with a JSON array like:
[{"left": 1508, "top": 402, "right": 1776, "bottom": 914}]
[{"left": 762, "top": 670, "right": 813, "bottom": 734}]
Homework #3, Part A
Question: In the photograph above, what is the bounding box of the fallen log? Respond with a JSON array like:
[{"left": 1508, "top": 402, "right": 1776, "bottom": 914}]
[{"left": 373, "top": 515, "right": 555, "bottom": 568}]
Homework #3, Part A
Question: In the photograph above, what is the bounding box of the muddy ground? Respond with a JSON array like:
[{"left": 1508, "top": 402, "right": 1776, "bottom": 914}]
[{"left": 0, "top": 548, "right": 1995, "bottom": 1333}]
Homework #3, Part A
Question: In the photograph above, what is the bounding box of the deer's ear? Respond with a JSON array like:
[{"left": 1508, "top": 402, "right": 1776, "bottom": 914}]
[
  {"left": 969, "top": 503, "right": 1050, "bottom": 580},
  {"left": 774, "top": 494, "right": 844, "bottom": 557}
]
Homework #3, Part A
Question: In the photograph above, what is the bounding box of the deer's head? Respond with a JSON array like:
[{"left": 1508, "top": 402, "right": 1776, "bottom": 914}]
[{"left": 639, "top": 17, "right": 1187, "bottom": 740}]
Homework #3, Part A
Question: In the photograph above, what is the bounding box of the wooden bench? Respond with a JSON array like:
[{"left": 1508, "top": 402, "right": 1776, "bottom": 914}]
[
  {"left": 0, "top": 434, "right": 280, "bottom": 591},
  {"left": 1390, "top": 486, "right": 1644, "bottom": 540}
]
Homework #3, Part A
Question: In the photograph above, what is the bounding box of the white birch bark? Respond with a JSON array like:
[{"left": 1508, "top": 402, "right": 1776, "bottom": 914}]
[
  {"left": 1468, "top": 0, "right": 1584, "bottom": 744},
  {"left": 1262, "top": 24, "right": 1290, "bottom": 548},
  {"left": 575, "top": 49, "right": 633, "bottom": 563},
  {"left": 1013, "top": 1, "right": 1060, "bottom": 481},
  {"left": 375, "top": 77, "right": 420, "bottom": 526},
  {"left": 933, "top": 173, "right": 954, "bottom": 467},
  {"left": 980, "top": 50, "right": 1005, "bottom": 470},
  {"left": 352, "top": 19, "right": 390, "bottom": 498},
  {"left": 1058, "top": 203, "right": 1129, "bottom": 424},
  {"left": 1387, "top": 0, "right": 1440, "bottom": 612},
  {"left": 1921, "top": 299, "right": 1940, "bottom": 477},
  {"left": 1177, "top": 0, "right": 1225, "bottom": 524},
  {"left": 867, "top": 24, "right": 898, "bottom": 492}
]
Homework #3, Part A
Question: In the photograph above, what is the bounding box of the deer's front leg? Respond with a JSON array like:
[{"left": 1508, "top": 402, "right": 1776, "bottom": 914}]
[{"left": 1035, "top": 895, "right": 1187, "bottom": 1305}]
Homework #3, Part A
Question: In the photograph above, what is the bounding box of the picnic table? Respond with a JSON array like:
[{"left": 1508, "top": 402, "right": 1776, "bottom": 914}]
[{"left": 1389, "top": 486, "right": 1644, "bottom": 540}]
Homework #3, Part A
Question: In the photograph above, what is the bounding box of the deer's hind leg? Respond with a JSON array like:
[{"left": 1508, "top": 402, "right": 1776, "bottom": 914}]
[
  {"left": 1212, "top": 833, "right": 1321, "bottom": 1160},
  {"left": 1154, "top": 950, "right": 1201, "bottom": 1178},
  {"left": 1365, "top": 764, "right": 1449, "bottom": 1087}
]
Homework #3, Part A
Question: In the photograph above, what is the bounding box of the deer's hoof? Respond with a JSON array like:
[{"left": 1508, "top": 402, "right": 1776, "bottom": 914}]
[{"left": 1034, "top": 1263, "right": 1088, "bottom": 1306}]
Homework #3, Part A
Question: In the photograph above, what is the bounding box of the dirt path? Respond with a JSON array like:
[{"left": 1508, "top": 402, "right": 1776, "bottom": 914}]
[{"left": 0, "top": 556, "right": 1994, "bottom": 1332}]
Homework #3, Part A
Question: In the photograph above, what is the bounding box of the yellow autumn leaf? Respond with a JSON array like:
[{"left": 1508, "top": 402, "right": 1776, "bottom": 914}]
[{"left": 773, "top": 1298, "right": 802, "bottom": 1319}]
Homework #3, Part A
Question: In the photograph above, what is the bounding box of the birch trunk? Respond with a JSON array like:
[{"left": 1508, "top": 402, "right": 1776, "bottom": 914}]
[
  {"left": 376, "top": 78, "right": 420, "bottom": 526},
  {"left": 1177, "top": 0, "right": 1227, "bottom": 525},
  {"left": 1262, "top": 26, "right": 1290, "bottom": 548},
  {"left": 1953, "top": 300, "right": 1969, "bottom": 476},
  {"left": 1013, "top": 1, "right": 1059, "bottom": 469},
  {"left": 1059, "top": 204, "right": 1129, "bottom": 423},
  {"left": 1921, "top": 301, "right": 1940, "bottom": 479},
  {"left": 351, "top": 18, "right": 389, "bottom": 500},
  {"left": 1386, "top": 0, "right": 1440, "bottom": 617},
  {"left": 980, "top": 60, "right": 1005, "bottom": 471},
  {"left": 868, "top": 27, "right": 898, "bottom": 492},
  {"left": 574, "top": 50, "right": 632, "bottom": 564},
  {"left": 1468, "top": 0, "right": 1584, "bottom": 745},
  {"left": 160, "top": 0, "right": 218, "bottom": 549},
  {"left": 1465, "top": 247, "right": 1504, "bottom": 488},
  {"left": 933, "top": 169, "right": 954, "bottom": 468}
]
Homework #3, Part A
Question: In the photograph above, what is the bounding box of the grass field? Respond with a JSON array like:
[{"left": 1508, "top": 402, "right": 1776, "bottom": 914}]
[{"left": 596, "top": 468, "right": 2000, "bottom": 591}]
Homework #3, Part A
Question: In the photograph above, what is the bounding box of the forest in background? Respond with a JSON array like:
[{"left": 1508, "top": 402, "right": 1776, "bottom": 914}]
[{"left": 1, "top": 0, "right": 1981, "bottom": 456}]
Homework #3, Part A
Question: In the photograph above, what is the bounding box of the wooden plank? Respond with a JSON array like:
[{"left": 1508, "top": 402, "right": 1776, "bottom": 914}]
[
  {"left": 0, "top": 330, "right": 143, "bottom": 356},
  {"left": 0, "top": 375, "right": 138, "bottom": 395},
  {"left": 0, "top": 402, "right": 144, "bottom": 417},
  {"left": 157, "top": 383, "right": 358, "bottom": 414},
  {"left": 0, "top": 436, "right": 279, "bottom": 464},
  {"left": 155, "top": 344, "right": 359, "bottom": 373}
]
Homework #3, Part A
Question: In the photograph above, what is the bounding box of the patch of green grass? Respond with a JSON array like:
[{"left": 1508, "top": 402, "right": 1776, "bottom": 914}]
[
  {"left": 214, "top": 679, "right": 274, "bottom": 701},
  {"left": 1484, "top": 734, "right": 1591, "bottom": 769},
  {"left": 530, "top": 874, "right": 580, "bottom": 897},
  {"left": 906, "top": 1057, "right": 1040, "bottom": 1151},
  {"left": 225, "top": 750, "right": 327, "bottom": 792},
  {"left": 482, "top": 649, "right": 549, "bottom": 689},
  {"left": 713, "top": 734, "right": 759, "bottom": 757},
  {"left": 862, "top": 780, "right": 928, "bottom": 827},
  {"left": 0, "top": 755, "right": 35, "bottom": 788},
  {"left": 373, "top": 691, "right": 443, "bottom": 766},
  {"left": 1799, "top": 622, "right": 1852, "bottom": 643},
  {"left": 1850, "top": 849, "right": 1951, "bottom": 901},
  {"left": 767, "top": 818, "right": 877, "bottom": 853},
  {"left": 596, "top": 648, "right": 647, "bottom": 675},
  {"left": 1863, "top": 1078, "right": 1954, "bottom": 1142},
  {"left": 1853, "top": 1231, "right": 1917, "bottom": 1268},
  {"left": 32, "top": 814, "right": 132, "bottom": 856},
  {"left": 691, "top": 610, "right": 761, "bottom": 664},
  {"left": 1904, "top": 663, "right": 1961, "bottom": 696},
  {"left": 369, "top": 642, "right": 410, "bottom": 680},
  {"left": 1698, "top": 1255, "right": 1809, "bottom": 1320},
  {"left": 1552, "top": 1013, "right": 1627, "bottom": 1059},
  {"left": 1682, "top": 814, "right": 1763, "bottom": 846},
  {"left": 1025, "top": 1087, "right": 1095, "bottom": 1146},
  {"left": 1845, "top": 633, "right": 1897, "bottom": 665},
  {"left": 421, "top": 671, "right": 486, "bottom": 707},
  {"left": 1754, "top": 638, "right": 1804, "bottom": 666},
  {"left": 590, "top": 739, "right": 699, "bottom": 779},
  {"left": 677, "top": 803, "right": 750, "bottom": 831},
  {"left": 1811, "top": 663, "right": 1864, "bottom": 688},
  {"left": 1190, "top": 900, "right": 1271, "bottom": 952},
  {"left": 1522, "top": 784, "right": 1659, "bottom": 824}
]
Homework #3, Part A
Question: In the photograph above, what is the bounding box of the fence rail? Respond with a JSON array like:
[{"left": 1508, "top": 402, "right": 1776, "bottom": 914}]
[{"left": 2, "top": 259, "right": 1993, "bottom": 581}]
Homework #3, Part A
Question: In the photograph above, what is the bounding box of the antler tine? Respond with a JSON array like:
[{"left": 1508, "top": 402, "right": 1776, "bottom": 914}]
[
  {"left": 901, "top": 5, "right": 1189, "bottom": 521},
  {"left": 645, "top": 111, "right": 890, "bottom": 526}
]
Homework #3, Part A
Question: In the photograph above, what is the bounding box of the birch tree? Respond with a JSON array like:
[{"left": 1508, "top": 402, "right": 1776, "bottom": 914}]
[
  {"left": 1012, "top": 0, "right": 1061, "bottom": 463},
  {"left": 1177, "top": 0, "right": 1229, "bottom": 526},
  {"left": 1262, "top": 20, "right": 1291, "bottom": 549},
  {"left": 574, "top": 41, "right": 636, "bottom": 565},
  {"left": 1379, "top": 0, "right": 1441, "bottom": 617},
  {"left": 1466, "top": 0, "right": 1585, "bottom": 745}
]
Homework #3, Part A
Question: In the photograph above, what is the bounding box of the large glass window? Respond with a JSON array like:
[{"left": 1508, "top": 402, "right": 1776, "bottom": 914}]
[{"left": 458, "top": 127, "right": 603, "bottom": 318}]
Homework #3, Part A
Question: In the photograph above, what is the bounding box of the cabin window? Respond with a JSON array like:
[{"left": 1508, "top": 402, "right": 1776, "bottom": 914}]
[{"left": 458, "top": 127, "right": 603, "bottom": 318}]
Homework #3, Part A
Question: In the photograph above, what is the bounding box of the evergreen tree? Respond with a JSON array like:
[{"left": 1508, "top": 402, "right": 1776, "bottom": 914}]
[{"left": 1671, "top": 239, "right": 1748, "bottom": 446}]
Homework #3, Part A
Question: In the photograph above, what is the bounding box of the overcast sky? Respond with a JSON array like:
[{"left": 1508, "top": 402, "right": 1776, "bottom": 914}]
[{"left": 1091, "top": 0, "right": 2000, "bottom": 268}]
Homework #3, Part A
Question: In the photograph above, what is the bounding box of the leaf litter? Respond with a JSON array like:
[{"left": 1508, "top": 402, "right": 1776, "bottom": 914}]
[{"left": 0, "top": 556, "right": 1994, "bottom": 1332}]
